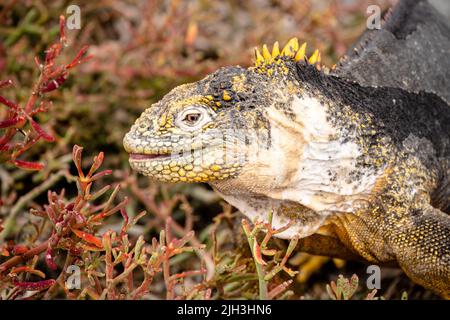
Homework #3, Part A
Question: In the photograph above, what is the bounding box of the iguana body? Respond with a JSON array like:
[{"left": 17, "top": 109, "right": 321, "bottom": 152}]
[{"left": 123, "top": 0, "right": 450, "bottom": 298}]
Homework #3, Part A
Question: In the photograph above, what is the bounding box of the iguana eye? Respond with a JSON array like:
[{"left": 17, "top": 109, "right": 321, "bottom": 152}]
[
  {"left": 184, "top": 112, "right": 202, "bottom": 124},
  {"left": 176, "top": 106, "right": 211, "bottom": 131}
]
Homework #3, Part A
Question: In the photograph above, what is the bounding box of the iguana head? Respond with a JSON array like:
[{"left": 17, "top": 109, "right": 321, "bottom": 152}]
[{"left": 123, "top": 38, "right": 323, "bottom": 191}]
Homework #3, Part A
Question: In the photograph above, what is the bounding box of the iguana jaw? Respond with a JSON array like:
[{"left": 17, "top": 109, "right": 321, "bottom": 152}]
[{"left": 124, "top": 130, "right": 245, "bottom": 183}]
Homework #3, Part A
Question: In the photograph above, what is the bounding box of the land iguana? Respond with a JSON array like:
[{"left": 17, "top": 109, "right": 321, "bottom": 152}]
[{"left": 123, "top": 0, "right": 450, "bottom": 298}]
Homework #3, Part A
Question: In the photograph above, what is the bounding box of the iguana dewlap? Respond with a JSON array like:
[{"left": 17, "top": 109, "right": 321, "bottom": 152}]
[{"left": 124, "top": 0, "right": 450, "bottom": 298}]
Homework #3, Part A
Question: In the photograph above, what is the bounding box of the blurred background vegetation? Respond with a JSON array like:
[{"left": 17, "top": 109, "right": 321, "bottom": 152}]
[{"left": 0, "top": 0, "right": 441, "bottom": 299}]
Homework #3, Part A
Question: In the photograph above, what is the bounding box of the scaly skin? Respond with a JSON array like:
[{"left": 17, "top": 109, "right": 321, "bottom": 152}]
[{"left": 123, "top": 38, "right": 450, "bottom": 298}]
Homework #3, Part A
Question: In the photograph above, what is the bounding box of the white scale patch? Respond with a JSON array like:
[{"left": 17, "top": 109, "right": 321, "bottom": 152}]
[
  {"left": 218, "top": 95, "right": 381, "bottom": 239},
  {"left": 216, "top": 193, "right": 322, "bottom": 239}
]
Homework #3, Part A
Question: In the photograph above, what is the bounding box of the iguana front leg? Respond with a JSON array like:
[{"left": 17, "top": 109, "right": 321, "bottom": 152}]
[
  {"left": 388, "top": 205, "right": 450, "bottom": 299},
  {"left": 331, "top": 204, "right": 450, "bottom": 298},
  {"left": 296, "top": 233, "right": 366, "bottom": 262}
]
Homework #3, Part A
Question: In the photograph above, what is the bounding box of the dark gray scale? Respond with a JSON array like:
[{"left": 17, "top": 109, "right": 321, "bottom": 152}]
[
  {"left": 196, "top": 67, "right": 274, "bottom": 139},
  {"left": 335, "top": 0, "right": 450, "bottom": 104},
  {"left": 297, "top": 63, "right": 449, "bottom": 157}
]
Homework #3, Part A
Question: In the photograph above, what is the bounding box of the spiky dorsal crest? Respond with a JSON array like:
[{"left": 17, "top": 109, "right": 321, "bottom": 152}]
[{"left": 253, "top": 38, "right": 321, "bottom": 71}]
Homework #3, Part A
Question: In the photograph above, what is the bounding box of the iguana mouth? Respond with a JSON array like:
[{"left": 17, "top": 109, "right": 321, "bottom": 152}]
[
  {"left": 128, "top": 147, "right": 203, "bottom": 162},
  {"left": 128, "top": 144, "right": 227, "bottom": 162},
  {"left": 129, "top": 153, "right": 171, "bottom": 161}
]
